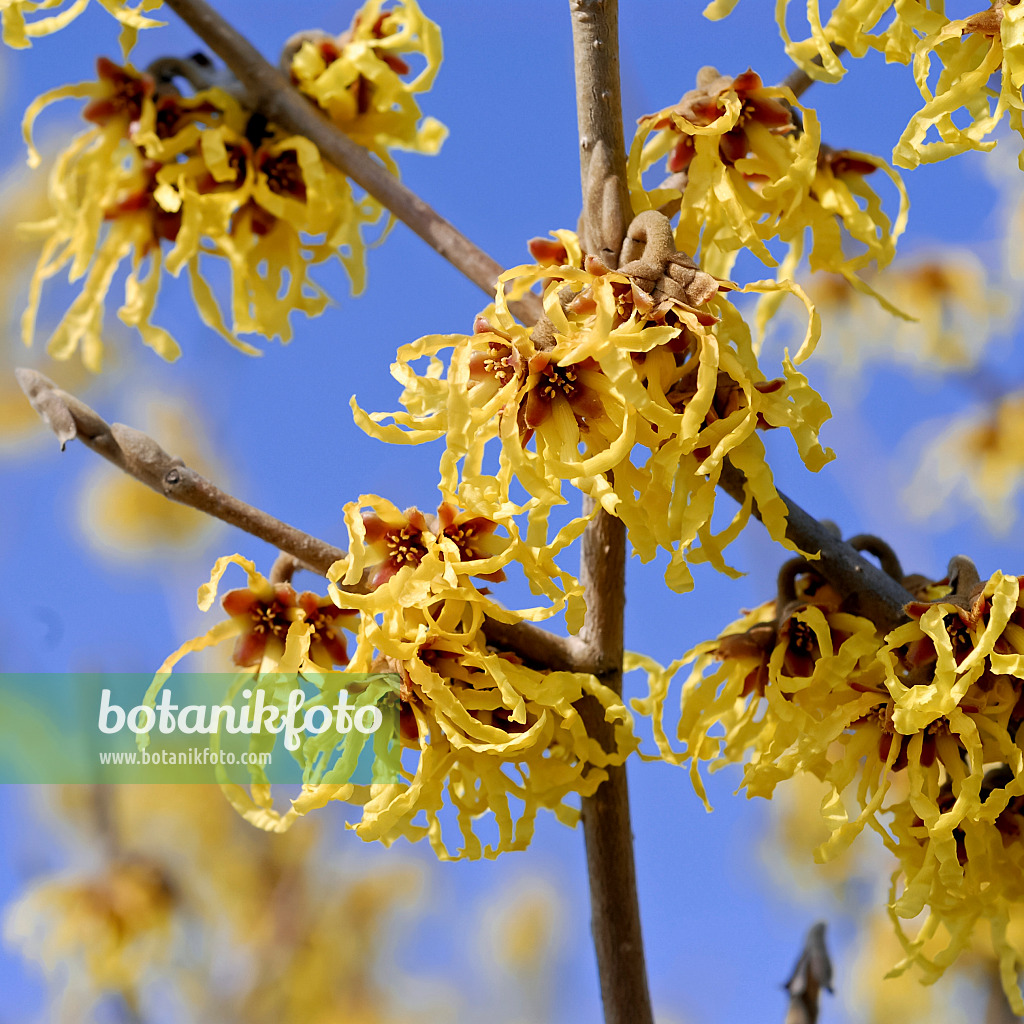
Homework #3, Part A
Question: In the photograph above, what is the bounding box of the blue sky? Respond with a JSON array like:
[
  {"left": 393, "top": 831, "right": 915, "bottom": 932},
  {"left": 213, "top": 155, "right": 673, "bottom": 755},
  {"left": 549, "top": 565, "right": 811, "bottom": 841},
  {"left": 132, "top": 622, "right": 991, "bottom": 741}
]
[{"left": 2, "top": 2, "right": 1024, "bottom": 1021}]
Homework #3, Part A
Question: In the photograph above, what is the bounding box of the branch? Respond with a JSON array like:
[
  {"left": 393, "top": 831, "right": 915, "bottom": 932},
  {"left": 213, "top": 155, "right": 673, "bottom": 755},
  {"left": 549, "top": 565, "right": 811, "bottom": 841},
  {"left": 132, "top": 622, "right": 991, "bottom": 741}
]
[
  {"left": 162, "top": 0, "right": 542, "bottom": 327},
  {"left": 719, "top": 460, "right": 913, "bottom": 633},
  {"left": 17, "top": 370, "right": 588, "bottom": 670},
  {"left": 784, "top": 922, "right": 833, "bottom": 1024},
  {"left": 571, "top": 4, "right": 654, "bottom": 1024},
  {"left": 481, "top": 616, "right": 593, "bottom": 673},
  {"left": 17, "top": 369, "right": 348, "bottom": 574}
]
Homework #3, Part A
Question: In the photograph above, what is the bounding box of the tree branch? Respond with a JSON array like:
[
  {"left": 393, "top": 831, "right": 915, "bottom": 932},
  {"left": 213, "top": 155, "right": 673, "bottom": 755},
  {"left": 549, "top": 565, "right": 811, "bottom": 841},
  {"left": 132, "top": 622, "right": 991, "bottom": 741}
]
[
  {"left": 570, "top": 4, "right": 654, "bottom": 1024},
  {"left": 17, "top": 368, "right": 348, "bottom": 575},
  {"left": 719, "top": 460, "right": 913, "bottom": 633},
  {"left": 16, "top": 369, "right": 590, "bottom": 670},
  {"left": 784, "top": 922, "right": 833, "bottom": 1024},
  {"left": 480, "top": 616, "right": 593, "bottom": 673},
  {"left": 162, "top": 0, "right": 542, "bottom": 327}
]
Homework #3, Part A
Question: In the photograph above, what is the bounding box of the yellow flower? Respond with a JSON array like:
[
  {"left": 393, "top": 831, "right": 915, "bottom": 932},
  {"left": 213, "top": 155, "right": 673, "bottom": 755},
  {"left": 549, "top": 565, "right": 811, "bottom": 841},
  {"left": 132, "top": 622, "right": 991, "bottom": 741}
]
[
  {"left": 0, "top": 157, "right": 96, "bottom": 453},
  {"left": 354, "top": 227, "right": 832, "bottom": 591},
  {"left": 846, "top": 911, "right": 981, "bottom": 1024},
  {"left": 304, "top": 593, "right": 636, "bottom": 859},
  {"left": 752, "top": 1, "right": 945, "bottom": 84},
  {"left": 882, "top": 782, "right": 1024, "bottom": 1014},
  {"left": 22, "top": 58, "right": 380, "bottom": 370},
  {"left": 76, "top": 396, "right": 224, "bottom": 558},
  {"left": 707, "top": 3, "right": 1024, "bottom": 168},
  {"left": 629, "top": 67, "right": 908, "bottom": 282},
  {"left": 154, "top": 498, "right": 634, "bottom": 858},
  {"left": 637, "top": 559, "right": 1024, "bottom": 1009},
  {"left": 154, "top": 553, "right": 358, "bottom": 677},
  {"left": 1, "top": 0, "right": 163, "bottom": 52},
  {"left": 797, "top": 253, "right": 1007, "bottom": 374},
  {"left": 287, "top": 0, "right": 446, "bottom": 168},
  {"left": 4, "top": 859, "right": 174, "bottom": 997},
  {"left": 631, "top": 566, "right": 891, "bottom": 834},
  {"left": 904, "top": 391, "right": 1024, "bottom": 534},
  {"left": 895, "top": 1, "right": 1024, "bottom": 168}
]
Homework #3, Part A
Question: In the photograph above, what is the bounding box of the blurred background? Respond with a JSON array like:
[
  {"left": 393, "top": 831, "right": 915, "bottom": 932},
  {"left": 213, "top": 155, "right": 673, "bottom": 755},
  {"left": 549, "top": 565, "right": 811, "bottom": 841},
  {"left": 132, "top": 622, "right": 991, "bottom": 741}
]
[{"left": 1, "top": 1, "right": 1022, "bottom": 1020}]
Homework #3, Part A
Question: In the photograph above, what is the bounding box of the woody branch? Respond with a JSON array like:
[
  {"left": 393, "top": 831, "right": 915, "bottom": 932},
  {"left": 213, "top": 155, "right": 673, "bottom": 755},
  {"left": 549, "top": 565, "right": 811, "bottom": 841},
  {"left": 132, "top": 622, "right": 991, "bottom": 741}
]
[
  {"left": 15, "top": 368, "right": 590, "bottom": 672},
  {"left": 570, "top": 3, "right": 654, "bottom": 1024}
]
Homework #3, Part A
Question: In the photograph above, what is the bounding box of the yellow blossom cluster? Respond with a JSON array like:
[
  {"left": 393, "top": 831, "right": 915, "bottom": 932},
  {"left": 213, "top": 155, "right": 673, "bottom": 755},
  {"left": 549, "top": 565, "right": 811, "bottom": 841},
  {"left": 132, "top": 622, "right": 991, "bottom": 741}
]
[
  {"left": 157, "top": 497, "right": 636, "bottom": 859},
  {"left": 5, "top": 859, "right": 174, "bottom": 1002},
  {"left": 629, "top": 66, "right": 907, "bottom": 283},
  {"left": 1, "top": 0, "right": 162, "bottom": 51},
  {"left": 799, "top": 253, "right": 1008, "bottom": 374},
  {"left": 354, "top": 225, "right": 832, "bottom": 591},
  {"left": 632, "top": 562, "right": 1024, "bottom": 1008},
  {"left": 21, "top": 0, "right": 445, "bottom": 371},
  {"left": 904, "top": 391, "right": 1024, "bottom": 534},
  {"left": 286, "top": 0, "right": 446, "bottom": 171},
  {"left": 705, "top": 1, "right": 1024, "bottom": 169}
]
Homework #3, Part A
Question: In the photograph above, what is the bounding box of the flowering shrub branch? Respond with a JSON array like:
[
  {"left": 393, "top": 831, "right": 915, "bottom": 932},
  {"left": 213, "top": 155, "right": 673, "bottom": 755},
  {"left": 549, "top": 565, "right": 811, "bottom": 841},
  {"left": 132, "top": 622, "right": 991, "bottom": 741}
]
[
  {"left": 18, "top": 0, "right": 1024, "bottom": 1017},
  {"left": 162, "top": 0, "right": 543, "bottom": 326}
]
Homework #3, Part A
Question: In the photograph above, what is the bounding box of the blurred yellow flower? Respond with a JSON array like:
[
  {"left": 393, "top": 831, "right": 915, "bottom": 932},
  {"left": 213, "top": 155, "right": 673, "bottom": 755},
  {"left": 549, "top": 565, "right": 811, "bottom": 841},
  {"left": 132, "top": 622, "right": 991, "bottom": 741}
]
[
  {"left": 1, "top": 0, "right": 163, "bottom": 51},
  {"left": 904, "top": 391, "right": 1024, "bottom": 533},
  {"left": 77, "top": 396, "right": 224, "bottom": 558},
  {"left": 0, "top": 159, "right": 95, "bottom": 453},
  {"left": 12, "top": 784, "right": 460, "bottom": 1023},
  {"left": 5, "top": 859, "right": 174, "bottom": 1004},
  {"left": 847, "top": 912, "right": 978, "bottom": 1024},
  {"left": 629, "top": 67, "right": 907, "bottom": 282},
  {"left": 354, "top": 226, "right": 832, "bottom": 591},
  {"left": 799, "top": 253, "right": 1007, "bottom": 375}
]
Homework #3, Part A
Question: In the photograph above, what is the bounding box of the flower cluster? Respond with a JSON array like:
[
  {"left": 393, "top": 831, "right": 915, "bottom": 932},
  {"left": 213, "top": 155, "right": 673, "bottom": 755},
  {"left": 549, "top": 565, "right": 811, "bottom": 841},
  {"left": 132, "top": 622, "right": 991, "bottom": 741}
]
[
  {"left": 633, "top": 558, "right": 1024, "bottom": 1008},
  {"left": 629, "top": 67, "right": 907, "bottom": 283},
  {"left": 286, "top": 0, "right": 446, "bottom": 170},
  {"left": 22, "top": 1, "right": 445, "bottom": 371},
  {"left": 156, "top": 554, "right": 358, "bottom": 676},
  {"left": 354, "top": 222, "right": 832, "bottom": 591},
  {"left": 705, "top": 1, "right": 1024, "bottom": 169},
  {"left": 159, "top": 498, "right": 635, "bottom": 858},
  {"left": 797, "top": 253, "right": 1008, "bottom": 374},
  {"left": 905, "top": 390, "right": 1024, "bottom": 535},
  {"left": 895, "top": 1, "right": 1024, "bottom": 169},
  {"left": 1, "top": 0, "right": 162, "bottom": 51},
  {"left": 5, "top": 859, "right": 175, "bottom": 998}
]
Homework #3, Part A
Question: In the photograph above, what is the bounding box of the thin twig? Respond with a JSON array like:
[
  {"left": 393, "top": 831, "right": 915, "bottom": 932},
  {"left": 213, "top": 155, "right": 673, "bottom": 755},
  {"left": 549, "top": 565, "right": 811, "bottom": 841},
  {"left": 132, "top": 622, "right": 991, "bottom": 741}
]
[
  {"left": 161, "top": 0, "right": 542, "bottom": 327},
  {"left": 784, "top": 922, "right": 833, "bottom": 1024},
  {"left": 17, "top": 368, "right": 347, "bottom": 574},
  {"left": 719, "top": 460, "right": 913, "bottom": 632},
  {"left": 570, "top": 3, "right": 654, "bottom": 1024},
  {"left": 16, "top": 369, "right": 588, "bottom": 669}
]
